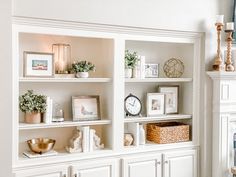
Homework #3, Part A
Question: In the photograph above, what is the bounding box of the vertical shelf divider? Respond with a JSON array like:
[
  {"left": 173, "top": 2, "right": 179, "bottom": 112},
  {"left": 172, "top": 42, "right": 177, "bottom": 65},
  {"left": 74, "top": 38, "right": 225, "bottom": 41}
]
[{"left": 112, "top": 38, "right": 125, "bottom": 151}]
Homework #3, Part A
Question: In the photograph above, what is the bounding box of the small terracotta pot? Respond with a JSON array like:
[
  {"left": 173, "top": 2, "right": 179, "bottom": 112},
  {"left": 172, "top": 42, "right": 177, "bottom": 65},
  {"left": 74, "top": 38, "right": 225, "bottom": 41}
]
[{"left": 25, "top": 112, "right": 41, "bottom": 124}]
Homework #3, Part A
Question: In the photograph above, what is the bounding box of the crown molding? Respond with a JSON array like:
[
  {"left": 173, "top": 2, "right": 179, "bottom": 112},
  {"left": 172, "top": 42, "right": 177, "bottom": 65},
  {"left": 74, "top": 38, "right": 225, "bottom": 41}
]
[{"left": 12, "top": 16, "right": 203, "bottom": 39}]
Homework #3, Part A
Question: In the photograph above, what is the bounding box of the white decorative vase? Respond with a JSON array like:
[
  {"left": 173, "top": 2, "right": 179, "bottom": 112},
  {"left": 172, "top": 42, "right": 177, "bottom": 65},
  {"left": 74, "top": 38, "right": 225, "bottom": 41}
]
[
  {"left": 139, "top": 124, "right": 146, "bottom": 145},
  {"left": 76, "top": 72, "right": 89, "bottom": 78},
  {"left": 132, "top": 67, "right": 140, "bottom": 78},
  {"left": 125, "top": 69, "right": 132, "bottom": 78}
]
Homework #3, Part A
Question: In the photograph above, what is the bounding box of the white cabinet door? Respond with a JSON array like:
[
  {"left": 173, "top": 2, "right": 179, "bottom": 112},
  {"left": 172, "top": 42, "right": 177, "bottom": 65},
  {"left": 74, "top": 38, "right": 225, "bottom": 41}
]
[
  {"left": 14, "top": 165, "right": 67, "bottom": 177},
  {"left": 163, "top": 149, "right": 197, "bottom": 177},
  {"left": 71, "top": 159, "right": 117, "bottom": 177},
  {"left": 122, "top": 153, "right": 162, "bottom": 177}
]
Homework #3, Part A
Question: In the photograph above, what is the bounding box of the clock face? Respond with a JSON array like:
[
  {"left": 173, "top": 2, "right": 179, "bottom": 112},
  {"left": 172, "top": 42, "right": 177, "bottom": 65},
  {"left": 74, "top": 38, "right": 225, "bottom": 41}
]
[{"left": 125, "top": 94, "right": 142, "bottom": 116}]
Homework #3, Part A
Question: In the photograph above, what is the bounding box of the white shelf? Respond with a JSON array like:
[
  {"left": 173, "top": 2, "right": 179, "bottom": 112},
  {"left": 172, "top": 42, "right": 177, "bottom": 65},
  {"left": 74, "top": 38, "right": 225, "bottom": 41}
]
[
  {"left": 19, "top": 77, "right": 112, "bottom": 83},
  {"left": 19, "top": 120, "right": 112, "bottom": 130},
  {"left": 125, "top": 78, "right": 193, "bottom": 83},
  {"left": 123, "top": 141, "right": 193, "bottom": 152},
  {"left": 124, "top": 114, "right": 192, "bottom": 123},
  {"left": 18, "top": 149, "right": 113, "bottom": 165}
]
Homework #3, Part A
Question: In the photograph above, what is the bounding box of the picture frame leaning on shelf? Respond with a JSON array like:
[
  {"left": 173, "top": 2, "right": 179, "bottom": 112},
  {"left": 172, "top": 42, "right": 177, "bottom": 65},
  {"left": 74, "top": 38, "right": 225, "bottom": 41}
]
[
  {"left": 72, "top": 95, "right": 100, "bottom": 121},
  {"left": 146, "top": 93, "right": 165, "bottom": 116},
  {"left": 158, "top": 85, "right": 179, "bottom": 114},
  {"left": 24, "top": 51, "right": 54, "bottom": 77}
]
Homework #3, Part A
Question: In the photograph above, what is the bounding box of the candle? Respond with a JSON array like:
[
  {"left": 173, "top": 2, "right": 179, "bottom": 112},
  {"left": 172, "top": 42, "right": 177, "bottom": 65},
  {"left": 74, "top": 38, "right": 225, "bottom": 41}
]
[
  {"left": 216, "top": 15, "right": 224, "bottom": 24},
  {"left": 226, "top": 22, "right": 234, "bottom": 30}
]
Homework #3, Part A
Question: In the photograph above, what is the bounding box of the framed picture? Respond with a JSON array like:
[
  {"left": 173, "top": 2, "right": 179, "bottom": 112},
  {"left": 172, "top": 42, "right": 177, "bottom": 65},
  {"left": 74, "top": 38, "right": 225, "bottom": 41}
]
[
  {"left": 24, "top": 51, "right": 54, "bottom": 77},
  {"left": 72, "top": 96, "right": 100, "bottom": 121},
  {"left": 145, "top": 64, "right": 159, "bottom": 78},
  {"left": 146, "top": 93, "right": 165, "bottom": 116},
  {"left": 158, "top": 85, "right": 179, "bottom": 114}
]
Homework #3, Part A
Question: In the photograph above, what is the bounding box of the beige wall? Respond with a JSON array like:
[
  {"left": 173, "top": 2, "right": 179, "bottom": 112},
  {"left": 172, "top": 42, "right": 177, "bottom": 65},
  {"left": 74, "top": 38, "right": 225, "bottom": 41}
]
[
  {"left": 13, "top": 0, "right": 218, "bottom": 32},
  {"left": 0, "top": 0, "right": 12, "bottom": 176}
]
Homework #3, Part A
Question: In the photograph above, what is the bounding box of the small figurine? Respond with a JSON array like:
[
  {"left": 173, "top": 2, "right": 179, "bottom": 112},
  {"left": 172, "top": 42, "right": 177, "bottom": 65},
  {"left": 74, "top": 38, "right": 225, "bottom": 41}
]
[
  {"left": 124, "top": 133, "right": 134, "bottom": 146},
  {"left": 65, "top": 129, "right": 83, "bottom": 153},
  {"left": 92, "top": 129, "right": 104, "bottom": 150}
]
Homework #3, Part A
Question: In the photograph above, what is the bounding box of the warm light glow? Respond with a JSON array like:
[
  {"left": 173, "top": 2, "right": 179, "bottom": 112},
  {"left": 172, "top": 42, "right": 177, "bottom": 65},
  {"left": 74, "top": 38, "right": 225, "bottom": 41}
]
[{"left": 52, "top": 43, "right": 71, "bottom": 74}]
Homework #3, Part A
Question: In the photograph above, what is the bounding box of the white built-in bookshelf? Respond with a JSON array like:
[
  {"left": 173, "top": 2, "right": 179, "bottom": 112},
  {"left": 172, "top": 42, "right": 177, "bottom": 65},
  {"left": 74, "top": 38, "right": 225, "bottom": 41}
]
[{"left": 12, "top": 21, "right": 201, "bottom": 172}]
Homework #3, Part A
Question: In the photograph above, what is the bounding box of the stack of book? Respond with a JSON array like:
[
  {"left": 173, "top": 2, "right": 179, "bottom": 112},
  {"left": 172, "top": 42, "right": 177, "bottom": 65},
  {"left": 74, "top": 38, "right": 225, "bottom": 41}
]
[
  {"left": 134, "top": 56, "right": 146, "bottom": 78},
  {"left": 79, "top": 126, "right": 103, "bottom": 152},
  {"left": 43, "top": 96, "right": 53, "bottom": 123}
]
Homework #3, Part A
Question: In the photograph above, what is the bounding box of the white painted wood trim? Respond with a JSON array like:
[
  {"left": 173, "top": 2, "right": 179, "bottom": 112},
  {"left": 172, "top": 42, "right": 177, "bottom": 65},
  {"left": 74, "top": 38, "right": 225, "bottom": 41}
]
[
  {"left": 207, "top": 71, "right": 236, "bottom": 80},
  {"left": 13, "top": 16, "right": 203, "bottom": 39},
  {"left": 124, "top": 114, "right": 192, "bottom": 123},
  {"left": 19, "top": 120, "right": 112, "bottom": 130},
  {"left": 19, "top": 77, "right": 112, "bottom": 83},
  {"left": 125, "top": 78, "right": 193, "bottom": 83}
]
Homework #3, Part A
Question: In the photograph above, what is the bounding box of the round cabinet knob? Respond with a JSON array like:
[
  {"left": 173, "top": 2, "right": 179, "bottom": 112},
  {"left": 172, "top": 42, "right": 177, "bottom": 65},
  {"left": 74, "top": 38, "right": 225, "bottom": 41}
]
[
  {"left": 165, "top": 160, "right": 169, "bottom": 164},
  {"left": 156, "top": 161, "right": 161, "bottom": 165}
]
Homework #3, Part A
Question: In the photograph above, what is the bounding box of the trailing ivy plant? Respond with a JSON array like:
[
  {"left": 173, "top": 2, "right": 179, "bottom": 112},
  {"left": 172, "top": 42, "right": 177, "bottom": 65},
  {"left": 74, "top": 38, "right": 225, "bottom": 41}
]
[
  {"left": 19, "top": 90, "right": 47, "bottom": 113},
  {"left": 72, "top": 60, "right": 95, "bottom": 73},
  {"left": 125, "top": 50, "right": 138, "bottom": 69}
]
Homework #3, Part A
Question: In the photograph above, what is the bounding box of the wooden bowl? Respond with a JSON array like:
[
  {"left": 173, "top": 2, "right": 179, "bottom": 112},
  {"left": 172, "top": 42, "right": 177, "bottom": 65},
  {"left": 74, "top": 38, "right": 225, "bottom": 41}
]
[{"left": 27, "top": 138, "right": 56, "bottom": 154}]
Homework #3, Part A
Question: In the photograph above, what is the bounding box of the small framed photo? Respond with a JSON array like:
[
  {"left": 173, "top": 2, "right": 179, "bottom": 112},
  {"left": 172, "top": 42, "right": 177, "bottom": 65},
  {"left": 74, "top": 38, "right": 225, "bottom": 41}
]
[
  {"left": 158, "top": 85, "right": 179, "bottom": 114},
  {"left": 146, "top": 93, "right": 165, "bottom": 116},
  {"left": 24, "top": 51, "right": 54, "bottom": 77},
  {"left": 72, "top": 96, "right": 100, "bottom": 121},
  {"left": 145, "top": 64, "right": 159, "bottom": 78}
]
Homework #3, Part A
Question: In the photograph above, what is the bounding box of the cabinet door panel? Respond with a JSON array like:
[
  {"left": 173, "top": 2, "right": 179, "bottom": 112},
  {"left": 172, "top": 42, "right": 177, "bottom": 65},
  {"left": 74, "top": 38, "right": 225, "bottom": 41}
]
[
  {"left": 72, "top": 159, "right": 116, "bottom": 177},
  {"left": 14, "top": 165, "right": 67, "bottom": 177},
  {"left": 163, "top": 149, "right": 197, "bottom": 177},
  {"left": 78, "top": 166, "right": 110, "bottom": 177},
  {"left": 122, "top": 153, "right": 162, "bottom": 177}
]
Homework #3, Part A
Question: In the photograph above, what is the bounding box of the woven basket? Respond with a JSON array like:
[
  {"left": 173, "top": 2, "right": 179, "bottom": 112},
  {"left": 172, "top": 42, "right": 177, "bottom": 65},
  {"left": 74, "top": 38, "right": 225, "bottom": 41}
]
[{"left": 146, "top": 122, "right": 189, "bottom": 144}]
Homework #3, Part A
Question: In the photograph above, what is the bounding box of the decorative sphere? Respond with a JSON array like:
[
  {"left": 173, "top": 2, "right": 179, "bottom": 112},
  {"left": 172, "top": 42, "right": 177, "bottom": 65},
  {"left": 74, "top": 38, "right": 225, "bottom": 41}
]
[{"left": 163, "top": 58, "right": 184, "bottom": 78}]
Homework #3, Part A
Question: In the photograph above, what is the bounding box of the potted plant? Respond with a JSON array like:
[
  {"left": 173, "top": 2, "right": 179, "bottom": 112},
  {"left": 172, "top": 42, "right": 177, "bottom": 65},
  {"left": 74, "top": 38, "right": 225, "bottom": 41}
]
[
  {"left": 125, "top": 50, "right": 138, "bottom": 78},
  {"left": 19, "top": 90, "right": 47, "bottom": 124},
  {"left": 72, "top": 60, "right": 95, "bottom": 78}
]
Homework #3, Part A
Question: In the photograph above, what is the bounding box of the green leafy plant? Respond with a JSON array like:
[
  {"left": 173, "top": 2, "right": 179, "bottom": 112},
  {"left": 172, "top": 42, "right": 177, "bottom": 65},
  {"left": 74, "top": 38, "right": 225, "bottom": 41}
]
[
  {"left": 125, "top": 50, "right": 138, "bottom": 69},
  {"left": 19, "top": 90, "right": 47, "bottom": 113},
  {"left": 72, "top": 60, "right": 95, "bottom": 73}
]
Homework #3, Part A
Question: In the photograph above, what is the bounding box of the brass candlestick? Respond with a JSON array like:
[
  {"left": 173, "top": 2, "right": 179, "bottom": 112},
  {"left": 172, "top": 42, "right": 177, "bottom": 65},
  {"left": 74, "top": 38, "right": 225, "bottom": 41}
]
[
  {"left": 225, "top": 30, "right": 235, "bottom": 71},
  {"left": 213, "top": 23, "right": 225, "bottom": 71}
]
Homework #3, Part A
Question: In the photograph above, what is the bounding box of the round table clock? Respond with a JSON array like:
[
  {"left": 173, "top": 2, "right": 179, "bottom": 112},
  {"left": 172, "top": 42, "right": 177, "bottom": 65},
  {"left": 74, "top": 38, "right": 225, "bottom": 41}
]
[{"left": 124, "top": 93, "right": 142, "bottom": 116}]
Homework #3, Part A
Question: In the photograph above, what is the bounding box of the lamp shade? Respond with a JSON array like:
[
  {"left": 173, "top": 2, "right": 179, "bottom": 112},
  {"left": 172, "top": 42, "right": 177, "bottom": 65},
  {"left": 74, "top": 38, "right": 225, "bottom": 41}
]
[{"left": 52, "top": 43, "right": 71, "bottom": 74}]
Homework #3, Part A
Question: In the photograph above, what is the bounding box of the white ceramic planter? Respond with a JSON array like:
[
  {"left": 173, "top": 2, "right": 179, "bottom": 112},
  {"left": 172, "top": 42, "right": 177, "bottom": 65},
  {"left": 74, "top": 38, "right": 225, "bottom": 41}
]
[
  {"left": 125, "top": 69, "right": 132, "bottom": 78},
  {"left": 76, "top": 72, "right": 89, "bottom": 78}
]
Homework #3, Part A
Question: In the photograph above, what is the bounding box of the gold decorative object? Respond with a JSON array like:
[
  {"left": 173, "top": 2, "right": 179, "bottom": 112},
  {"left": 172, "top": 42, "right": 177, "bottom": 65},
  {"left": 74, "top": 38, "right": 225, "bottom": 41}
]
[
  {"left": 124, "top": 133, "right": 134, "bottom": 146},
  {"left": 52, "top": 43, "right": 72, "bottom": 74},
  {"left": 213, "top": 23, "right": 225, "bottom": 71},
  {"left": 27, "top": 138, "right": 56, "bottom": 154},
  {"left": 225, "top": 29, "right": 235, "bottom": 71},
  {"left": 163, "top": 58, "right": 184, "bottom": 78}
]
